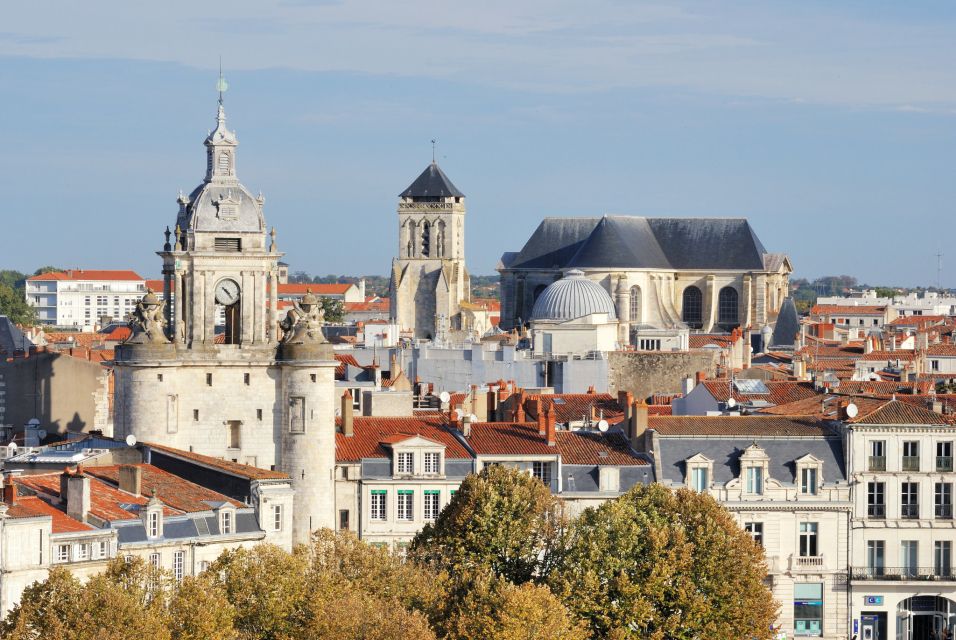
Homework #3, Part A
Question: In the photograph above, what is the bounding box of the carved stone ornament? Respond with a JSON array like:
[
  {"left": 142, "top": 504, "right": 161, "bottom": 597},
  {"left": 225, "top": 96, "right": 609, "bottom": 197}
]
[
  {"left": 126, "top": 289, "right": 170, "bottom": 344},
  {"left": 279, "top": 289, "right": 328, "bottom": 344}
]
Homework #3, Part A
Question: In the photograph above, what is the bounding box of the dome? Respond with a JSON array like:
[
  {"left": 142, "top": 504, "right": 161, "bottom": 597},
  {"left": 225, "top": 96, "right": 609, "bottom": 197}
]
[{"left": 531, "top": 270, "right": 617, "bottom": 322}]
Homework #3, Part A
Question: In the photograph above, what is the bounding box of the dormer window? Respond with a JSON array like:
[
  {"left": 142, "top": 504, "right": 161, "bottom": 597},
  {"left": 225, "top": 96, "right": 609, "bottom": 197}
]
[
  {"left": 691, "top": 467, "right": 709, "bottom": 493},
  {"left": 148, "top": 511, "right": 160, "bottom": 538},
  {"left": 220, "top": 509, "right": 233, "bottom": 535},
  {"left": 796, "top": 454, "right": 824, "bottom": 496},
  {"left": 423, "top": 452, "right": 440, "bottom": 474},
  {"left": 740, "top": 443, "right": 771, "bottom": 496},
  {"left": 746, "top": 467, "right": 764, "bottom": 495},
  {"left": 397, "top": 452, "right": 414, "bottom": 475},
  {"left": 684, "top": 453, "right": 714, "bottom": 493},
  {"left": 801, "top": 468, "right": 818, "bottom": 494}
]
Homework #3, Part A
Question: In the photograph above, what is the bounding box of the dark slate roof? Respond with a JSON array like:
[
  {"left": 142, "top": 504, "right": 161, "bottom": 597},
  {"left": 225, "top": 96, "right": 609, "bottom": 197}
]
[
  {"left": 399, "top": 162, "right": 464, "bottom": 198},
  {"left": 505, "top": 216, "right": 770, "bottom": 271},
  {"left": 0, "top": 316, "right": 32, "bottom": 353},
  {"left": 656, "top": 435, "right": 846, "bottom": 486},
  {"left": 770, "top": 298, "right": 800, "bottom": 349}
]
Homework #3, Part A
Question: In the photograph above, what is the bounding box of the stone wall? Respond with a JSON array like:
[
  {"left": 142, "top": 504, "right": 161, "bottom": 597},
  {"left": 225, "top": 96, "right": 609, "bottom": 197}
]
[{"left": 607, "top": 350, "right": 719, "bottom": 400}]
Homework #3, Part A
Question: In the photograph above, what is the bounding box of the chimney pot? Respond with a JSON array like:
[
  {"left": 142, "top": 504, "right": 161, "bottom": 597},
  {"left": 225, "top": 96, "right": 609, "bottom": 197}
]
[
  {"left": 630, "top": 400, "right": 649, "bottom": 452},
  {"left": 342, "top": 390, "right": 354, "bottom": 437}
]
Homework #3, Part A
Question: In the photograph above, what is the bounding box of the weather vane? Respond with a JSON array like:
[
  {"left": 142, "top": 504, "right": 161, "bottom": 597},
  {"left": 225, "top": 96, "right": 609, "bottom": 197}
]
[{"left": 217, "top": 58, "right": 229, "bottom": 105}]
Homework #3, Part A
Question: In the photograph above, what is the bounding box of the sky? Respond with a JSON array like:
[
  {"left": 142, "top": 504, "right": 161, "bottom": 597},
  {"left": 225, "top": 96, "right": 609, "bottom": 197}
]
[{"left": 1, "top": 1, "right": 955, "bottom": 286}]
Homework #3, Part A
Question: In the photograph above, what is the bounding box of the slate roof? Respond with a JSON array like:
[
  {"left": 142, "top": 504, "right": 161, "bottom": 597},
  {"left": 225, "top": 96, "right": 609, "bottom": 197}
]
[
  {"left": 770, "top": 298, "right": 801, "bottom": 348},
  {"left": 335, "top": 416, "right": 471, "bottom": 462},
  {"left": 649, "top": 415, "right": 835, "bottom": 437},
  {"left": 144, "top": 443, "right": 290, "bottom": 481},
  {"left": 399, "top": 162, "right": 464, "bottom": 198},
  {"left": 504, "top": 216, "right": 771, "bottom": 271},
  {"left": 0, "top": 316, "right": 32, "bottom": 353}
]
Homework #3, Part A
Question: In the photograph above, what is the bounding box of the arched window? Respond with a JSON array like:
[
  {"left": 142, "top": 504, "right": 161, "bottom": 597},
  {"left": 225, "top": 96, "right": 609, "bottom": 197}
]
[
  {"left": 682, "top": 286, "right": 703, "bottom": 328},
  {"left": 421, "top": 222, "right": 431, "bottom": 257},
  {"left": 718, "top": 286, "right": 739, "bottom": 328},
  {"left": 629, "top": 286, "right": 642, "bottom": 322}
]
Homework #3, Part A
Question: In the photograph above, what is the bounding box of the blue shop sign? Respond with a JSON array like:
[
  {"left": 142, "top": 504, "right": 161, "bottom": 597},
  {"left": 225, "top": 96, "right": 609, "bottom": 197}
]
[{"left": 864, "top": 596, "right": 884, "bottom": 606}]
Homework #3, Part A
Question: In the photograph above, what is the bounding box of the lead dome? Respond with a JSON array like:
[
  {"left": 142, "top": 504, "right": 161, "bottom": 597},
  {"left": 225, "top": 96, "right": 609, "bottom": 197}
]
[{"left": 530, "top": 270, "right": 617, "bottom": 322}]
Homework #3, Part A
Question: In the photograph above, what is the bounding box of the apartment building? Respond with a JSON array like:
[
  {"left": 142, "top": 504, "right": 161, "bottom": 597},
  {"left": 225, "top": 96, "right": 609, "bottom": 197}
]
[{"left": 25, "top": 270, "right": 147, "bottom": 329}]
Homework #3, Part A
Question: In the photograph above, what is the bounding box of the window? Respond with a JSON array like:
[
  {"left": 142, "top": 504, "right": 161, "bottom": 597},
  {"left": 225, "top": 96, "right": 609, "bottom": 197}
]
[
  {"left": 289, "top": 397, "right": 305, "bottom": 433},
  {"left": 147, "top": 511, "right": 160, "bottom": 538},
  {"left": 800, "top": 467, "right": 818, "bottom": 495},
  {"left": 423, "top": 452, "right": 440, "bottom": 474},
  {"left": 901, "top": 482, "right": 919, "bottom": 519},
  {"left": 532, "top": 462, "right": 553, "bottom": 486},
  {"left": 682, "top": 286, "right": 703, "bottom": 328},
  {"left": 937, "top": 483, "right": 953, "bottom": 519},
  {"left": 424, "top": 491, "right": 440, "bottom": 520},
  {"left": 76, "top": 543, "right": 90, "bottom": 561},
  {"left": 193, "top": 409, "right": 199, "bottom": 421},
  {"left": 933, "top": 360, "right": 941, "bottom": 372},
  {"left": 397, "top": 490, "right": 413, "bottom": 521},
  {"left": 397, "top": 452, "right": 414, "bottom": 474},
  {"left": 56, "top": 544, "right": 70, "bottom": 563},
  {"left": 793, "top": 583, "right": 823, "bottom": 637},
  {"left": 95, "top": 540, "right": 108, "bottom": 559},
  {"left": 799, "top": 522, "right": 819, "bottom": 557},
  {"left": 745, "top": 466, "right": 763, "bottom": 495},
  {"left": 339, "top": 509, "right": 350, "bottom": 530},
  {"left": 218, "top": 152, "right": 230, "bottom": 172},
  {"left": 867, "top": 481, "right": 885, "bottom": 518},
  {"left": 744, "top": 522, "right": 763, "bottom": 547},
  {"left": 902, "top": 441, "right": 920, "bottom": 472},
  {"left": 867, "top": 541, "right": 885, "bottom": 577},
  {"left": 901, "top": 541, "right": 918, "bottom": 577},
  {"left": 214, "top": 237, "right": 241, "bottom": 252},
  {"left": 938, "top": 441, "right": 953, "bottom": 472},
  {"left": 149, "top": 553, "right": 161, "bottom": 568},
  {"left": 206, "top": 373, "right": 213, "bottom": 386},
  {"left": 257, "top": 408, "right": 263, "bottom": 421},
  {"left": 370, "top": 491, "right": 386, "bottom": 521},
  {"left": 157, "top": 373, "right": 163, "bottom": 382},
  {"left": 639, "top": 338, "right": 661, "bottom": 351},
  {"left": 228, "top": 421, "right": 241, "bottom": 449},
  {"left": 172, "top": 551, "right": 185, "bottom": 581},
  {"left": 937, "top": 541, "right": 953, "bottom": 578},
  {"left": 868, "top": 440, "right": 886, "bottom": 471},
  {"left": 690, "top": 467, "right": 709, "bottom": 492},
  {"left": 629, "top": 285, "right": 642, "bottom": 322},
  {"left": 220, "top": 511, "right": 233, "bottom": 535},
  {"left": 244, "top": 373, "right": 250, "bottom": 386},
  {"left": 717, "top": 286, "right": 739, "bottom": 328},
  {"left": 349, "top": 390, "right": 361, "bottom": 410},
  {"left": 272, "top": 504, "right": 283, "bottom": 531}
]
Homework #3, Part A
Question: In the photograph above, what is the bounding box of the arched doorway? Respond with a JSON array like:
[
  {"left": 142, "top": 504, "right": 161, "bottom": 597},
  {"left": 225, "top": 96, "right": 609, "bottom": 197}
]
[{"left": 897, "top": 596, "right": 956, "bottom": 639}]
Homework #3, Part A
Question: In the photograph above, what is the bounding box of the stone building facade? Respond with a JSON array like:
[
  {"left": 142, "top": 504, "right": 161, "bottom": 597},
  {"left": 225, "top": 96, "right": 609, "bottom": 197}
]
[
  {"left": 112, "top": 95, "right": 336, "bottom": 544},
  {"left": 390, "top": 162, "right": 471, "bottom": 340}
]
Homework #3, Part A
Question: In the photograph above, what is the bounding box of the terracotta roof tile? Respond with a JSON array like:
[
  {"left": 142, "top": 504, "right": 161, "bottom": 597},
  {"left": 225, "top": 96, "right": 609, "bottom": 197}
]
[
  {"left": 278, "top": 283, "right": 351, "bottom": 296},
  {"left": 335, "top": 417, "right": 470, "bottom": 461},
  {"left": 6, "top": 495, "right": 94, "bottom": 533},
  {"left": 928, "top": 344, "right": 956, "bottom": 357},
  {"left": 144, "top": 443, "right": 290, "bottom": 481},
  {"left": 689, "top": 334, "right": 738, "bottom": 349},
  {"left": 85, "top": 465, "right": 245, "bottom": 511},
  {"left": 555, "top": 430, "right": 648, "bottom": 466},
  {"left": 649, "top": 416, "right": 834, "bottom": 437},
  {"left": 28, "top": 270, "right": 143, "bottom": 282},
  {"left": 16, "top": 473, "right": 169, "bottom": 522},
  {"left": 525, "top": 394, "right": 625, "bottom": 424},
  {"left": 464, "top": 422, "right": 556, "bottom": 456},
  {"left": 848, "top": 399, "right": 952, "bottom": 425},
  {"left": 860, "top": 350, "right": 916, "bottom": 362},
  {"left": 810, "top": 304, "right": 886, "bottom": 316},
  {"left": 701, "top": 380, "right": 819, "bottom": 405},
  {"left": 334, "top": 353, "right": 361, "bottom": 378}
]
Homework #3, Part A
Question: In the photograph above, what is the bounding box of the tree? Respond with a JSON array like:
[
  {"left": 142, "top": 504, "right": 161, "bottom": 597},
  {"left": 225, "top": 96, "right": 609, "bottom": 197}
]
[
  {"left": 0, "top": 567, "right": 83, "bottom": 640},
  {"left": 549, "top": 484, "right": 777, "bottom": 640},
  {"left": 167, "top": 575, "right": 237, "bottom": 640},
  {"left": 0, "top": 282, "right": 36, "bottom": 325},
  {"left": 0, "top": 269, "right": 26, "bottom": 291},
  {"left": 320, "top": 297, "right": 345, "bottom": 323},
  {"left": 410, "top": 464, "right": 566, "bottom": 585}
]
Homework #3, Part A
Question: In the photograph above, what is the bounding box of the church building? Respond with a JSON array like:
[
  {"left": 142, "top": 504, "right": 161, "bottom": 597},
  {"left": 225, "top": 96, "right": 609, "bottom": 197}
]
[
  {"left": 112, "top": 93, "right": 337, "bottom": 544},
  {"left": 390, "top": 162, "right": 471, "bottom": 340},
  {"left": 499, "top": 216, "right": 791, "bottom": 346}
]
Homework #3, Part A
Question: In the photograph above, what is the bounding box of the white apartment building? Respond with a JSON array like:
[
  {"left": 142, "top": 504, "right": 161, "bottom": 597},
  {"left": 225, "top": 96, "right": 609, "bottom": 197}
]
[
  {"left": 817, "top": 290, "right": 956, "bottom": 318},
  {"left": 25, "top": 270, "right": 147, "bottom": 329}
]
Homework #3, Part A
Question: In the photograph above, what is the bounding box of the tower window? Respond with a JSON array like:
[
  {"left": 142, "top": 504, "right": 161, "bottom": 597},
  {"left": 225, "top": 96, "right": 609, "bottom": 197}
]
[
  {"left": 718, "top": 287, "right": 739, "bottom": 329},
  {"left": 218, "top": 153, "right": 230, "bottom": 173},
  {"left": 193, "top": 409, "right": 199, "bottom": 421},
  {"left": 244, "top": 373, "right": 250, "bottom": 385},
  {"left": 214, "top": 238, "right": 241, "bottom": 252},
  {"left": 257, "top": 408, "right": 263, "bottom": 421},
  {"left": 310, "top": 374, "right": 317, "bottom": 383},
  {"left": 206, "top": 373, "right": 213, "bottom": 386}
]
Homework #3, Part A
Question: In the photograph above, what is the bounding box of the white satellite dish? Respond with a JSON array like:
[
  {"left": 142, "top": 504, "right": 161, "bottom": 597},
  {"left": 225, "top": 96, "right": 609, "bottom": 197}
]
[
  {"left": 438, "top": 391, "right": 451, "bottom": 404},
  {"left": 125, "top": 434, "right": 138, "bottom": 447},
  {"left": 597, "top": 420, "right": 609, "bottom": 433},
  {"left": 727, "top": 398, "right": 737, "bottom": 409},
  {"left": 845, "top": 403, "right": 859, "bottom": 419}
]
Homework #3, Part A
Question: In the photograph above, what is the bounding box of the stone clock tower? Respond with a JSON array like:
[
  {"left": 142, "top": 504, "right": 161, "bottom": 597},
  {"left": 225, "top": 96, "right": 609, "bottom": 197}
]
[
  {"left": 390, "top": 162, "right": 471, "bottom": 340},
  {"left": 113, "top": 92, "right": 336, "bottom": 544}
]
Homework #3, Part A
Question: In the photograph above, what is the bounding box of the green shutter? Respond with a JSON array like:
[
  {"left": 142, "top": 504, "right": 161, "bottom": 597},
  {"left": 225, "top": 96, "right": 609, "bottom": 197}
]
[
  {"left": 371, "top": 490, "right": 386, "bottom": 495},
  {"left": 398, "top": 490, "right": 413, "bottom": 495},
  {"left": 424, "top": 490, "right": 440, "bottom": 495}
]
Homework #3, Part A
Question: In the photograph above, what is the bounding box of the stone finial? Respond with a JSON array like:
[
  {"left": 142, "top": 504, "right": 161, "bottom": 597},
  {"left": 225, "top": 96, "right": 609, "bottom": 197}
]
[
  {"left": 125, "top": 289, "right": 171, "bottom": 345},
  {"left": 174, "top": 225, "right": 183, "bottom": 252},
  {"left": 270, "top": 227, "right": 277, "bottom": 253},
  {"left": 163, "top": 226, "right": 172, "bottom": 252}
]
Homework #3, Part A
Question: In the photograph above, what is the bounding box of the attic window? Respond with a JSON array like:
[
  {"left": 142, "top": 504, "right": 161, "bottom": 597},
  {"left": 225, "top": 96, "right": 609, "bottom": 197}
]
[{"left": 215, "top": 238, "right": 241, "bottom": 252}]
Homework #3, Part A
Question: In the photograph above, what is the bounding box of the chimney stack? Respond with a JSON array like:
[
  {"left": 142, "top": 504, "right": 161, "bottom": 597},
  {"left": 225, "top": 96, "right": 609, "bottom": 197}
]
[
  {"left": 462, "top": 413, "right": 473, "bottom": 438},
  {"left": 342, "top": 390, "right": 354, "bottom": 437},
  {"left": 118, "top": 464, "right": 143, "bottom": 496},
  {"left": 695, "top": 370, "right": 707, "bottom": 385},
  {"left": 545, "top": 407, "right": 556, "bottom": 447},
  {"left": 618, "top": 391, "right": 634, "bottom": 421},
  {"left": 537, "top": 400, "right": 546, "bottom": 436},
  {"left": 2, "top": 473, "right": 17, "bottom": 506},
  {"left": 630, "top": 400, "right": 649, "bottom": 452},
  {"left": 64, "top": 469, "right": 91, "bottom": 523}
]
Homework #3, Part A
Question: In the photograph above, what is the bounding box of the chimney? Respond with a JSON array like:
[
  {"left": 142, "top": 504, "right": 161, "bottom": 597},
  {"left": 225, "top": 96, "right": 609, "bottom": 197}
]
[
  {"left": 618, "top": 391, "right": 634, "bottom": 421},
  {"left": 630, "top": 400, "right": 648, "bottom": 452},
  {"left": 695, "top": 370, "right": 707, "bottom": 385},
  {"left": 487, "top": 388, "right": 498, "bottom": 422},
  {"left": 65, "top": 471, "right": 91, "bottom": 523},
  {"left": 450, "top": 410, "right": 461, "bottom": 431},
  {"left": 514, "top": 400, "right": 526, "bottom": 423},
  {"left": 118, "top": 464, "right": 143, "bottom": 496},
  {"left": 681, "top": 376, "right": 695, "bottom": 395},
  {"left": 2, "top": 474, "right": 17, "bottom": 506},
  {"left": 537, "top": 400, "right": 547, "bottom": 436},
  {"left": 545, "top": 408, "right": 556, "bottom": 447},
  {"left": 342, "top": 390, "right": 354, "bottom": 437},
  {"left": 462, "top": 413, "right": 473, "bottom": 438},
  {"left": 586, "top": 385, "right": 596, "bottom": 395}
]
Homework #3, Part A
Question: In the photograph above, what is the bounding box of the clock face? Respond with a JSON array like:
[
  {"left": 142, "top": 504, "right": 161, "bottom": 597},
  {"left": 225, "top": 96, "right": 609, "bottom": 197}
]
[{"left": 215, "top": 278, "right": 241, "bottom": 306}]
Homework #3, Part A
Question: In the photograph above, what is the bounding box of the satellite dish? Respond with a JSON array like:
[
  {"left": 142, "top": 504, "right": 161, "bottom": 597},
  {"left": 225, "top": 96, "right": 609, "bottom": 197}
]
[
  {"left": 438, "top": 391, "right": 451, "bottom": 404},
  {"left": 727, "top": 398, "right": 737, "bottom": 409},
  {"left": 597, "top": 420, "right": 609, "bottom": 433},
  {"left": 27, "top": 418, "right": 40, "bottom": 427},
  {"left": 845, "top": 403, "right": 859, "bottom": 419},
  {"left": 125, "top": 434, "right": 138, "bottom": 447},
  {"left": 8, "top": 443, "right": 17, "bottom": 453}
]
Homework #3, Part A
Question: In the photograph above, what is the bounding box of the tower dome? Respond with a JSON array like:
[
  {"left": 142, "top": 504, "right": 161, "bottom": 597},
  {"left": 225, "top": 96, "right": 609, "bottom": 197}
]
[{"left": 531, "top": 270, "right": 617, "bottom": 322}]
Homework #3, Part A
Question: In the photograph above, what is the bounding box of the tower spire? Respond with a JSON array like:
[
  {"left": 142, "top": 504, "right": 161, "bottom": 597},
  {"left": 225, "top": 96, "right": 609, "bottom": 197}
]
[
  {"left": 431, "top": 138, "right": 436, "bottom": 164},
  {"left": 217, "top": 58, "right": 228, "bottom": 107}
]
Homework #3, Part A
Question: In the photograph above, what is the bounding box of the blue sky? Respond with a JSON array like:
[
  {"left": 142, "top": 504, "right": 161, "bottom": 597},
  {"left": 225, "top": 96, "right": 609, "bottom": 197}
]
[{"left": 1, "top": 1, "right": 955, "bottom": 286}]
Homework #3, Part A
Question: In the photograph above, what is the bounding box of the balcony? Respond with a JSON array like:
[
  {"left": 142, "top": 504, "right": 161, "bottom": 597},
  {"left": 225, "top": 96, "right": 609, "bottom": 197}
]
[
  {"left": 938, "top": 456, "right": 954, "bottom": 472},
  {"left": 850, "top": 567, "right": 956, "bottom": 581},
  {"left": 901, "top": 504, "right": 920, "bottom": 519},
  {"left": 867, "top": 504, "right": 886, "bottom": 519},
  {"left": 792, "top": 555, "right": 825, "bottom": 570},
  {"left": 902, "top": 456, "right": 921, "bottom": 472},
  {"left": 936, "top": 504, "right": 953, "bottom": 519},
  {"left": 868, "top": 456, "right": 886, "bottom": 472}
]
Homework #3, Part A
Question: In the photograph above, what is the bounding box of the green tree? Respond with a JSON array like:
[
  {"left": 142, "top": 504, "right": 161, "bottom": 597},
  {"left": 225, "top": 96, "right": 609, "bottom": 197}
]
[
  {"left": 0, "top": 269, "right": 26, "bottom": 290},
  {"left": 410, "top": 464, "right": 566, "bottom": 584},
  {"left": 0, "top": 567, "right": 83, "bottom": 640},
  {"left": 0, "top": 282, "right": 36, "bottom": 325},
  {"left": 549, "top": 484, "right": 777, "bottom": 640},
  {"left": 320, "top": 296, "right": 345, "bottom": 323}
]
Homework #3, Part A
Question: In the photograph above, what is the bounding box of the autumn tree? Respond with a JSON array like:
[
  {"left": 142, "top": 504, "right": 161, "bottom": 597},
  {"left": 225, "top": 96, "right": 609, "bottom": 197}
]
[
  {"left": 410, "top": 464, "right": 566, "bottom": 584},
  {"left": 549, "top": 484, "right": 777, "bottom": 640},
  {"left": 167, "top": 575, "right": 237, "bottom": 640}
]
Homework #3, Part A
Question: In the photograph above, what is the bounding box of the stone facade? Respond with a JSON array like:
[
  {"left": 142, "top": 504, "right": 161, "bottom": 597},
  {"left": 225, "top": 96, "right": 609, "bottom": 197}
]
[{"left": 607, "top": 350, "right": 719, "bottom": 400}]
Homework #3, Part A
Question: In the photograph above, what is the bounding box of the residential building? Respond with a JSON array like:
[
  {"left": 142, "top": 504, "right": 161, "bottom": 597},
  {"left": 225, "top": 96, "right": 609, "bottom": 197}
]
[{"left": 25, "top": 270, "right": 146, "bottom": 329}]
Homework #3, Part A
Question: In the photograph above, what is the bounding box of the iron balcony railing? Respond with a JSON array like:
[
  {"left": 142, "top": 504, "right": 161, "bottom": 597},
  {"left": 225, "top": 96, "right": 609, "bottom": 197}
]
[
  {"left": 850, "top": 567, "right": 956, "bottom": 581},
  {"left": 902, "top": 456, "right": 921, "bottom": 472},
  {"left": 936, "top": 504, "right": 953, "bottom": 519},
  {"left": 868, "top": 456, "right": 886, "bottom": 471},
  {"left": 901, "top": 504, "right": 920, "bottom": 519},
  {"left": 938, "top": 456, "right": 954, "bottom": 472},
  {"left": 867, "top": 504, "right": 886, "bottom": 519}
]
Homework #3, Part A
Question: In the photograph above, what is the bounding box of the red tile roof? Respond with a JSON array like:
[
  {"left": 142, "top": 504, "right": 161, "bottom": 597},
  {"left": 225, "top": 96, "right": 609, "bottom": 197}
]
[
  {"left": 689, "top": 334, "right": 739, "bottom": 349},
  {"left": 335, "top": 353, "right": 361, "bottom": 378},
  {"left": 700, "top": 380, "right": 819, "bottom": 406},
  {"left": 554, "top": 430, "right": 648, "bottom": 466},
  {"left": 891, "top": 315, "right": 948, "bottom": 327},
  {"left": 144, "top": 443, "right": 290, "bottom": 481},
  {"left": 465, "top": 421, "right": 559, "bottom": 456},
  {"left": 345, "top": 300, "right": 390, "bottom": 312},
  {"left": 848, "top": 399, "right": 952, "bottom": 425},
  {"left": 648, "top": 405, "right": 673, "bottom": 416},
  {"left": 525, "top": 393, "right": 625, "bottom": 424},
  {"left": 85, "top": 465, "right": 245, "bottom": 511},
  {"left": 16, "top": 473, "right": 172, "bottom": 522},
  {"left": 144, "top": 279, "right": 172, "bottom": 292},
  {"left": 6, "top": 495, "right": 94, "bottom": 533},
  {"left": 29, "top": 270, "right": 143, "bottom": 282},
  {"left": 335, "top": 416, "right": 471, "bottom": 461},
  {"left": 811, "top": 304, "right": 886, "bottom": 316},
  {"left": 279, "top": 283, "right": 352, "bottom": 296},
  {"left": 861, "top": 350, "right": 916, "bottom": 362},
  {"left": 928, "top": 344, "right": 956, "bottom": 357},
  {"left": 649, "top": 416, "right": 834, "bottom": 437}
]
